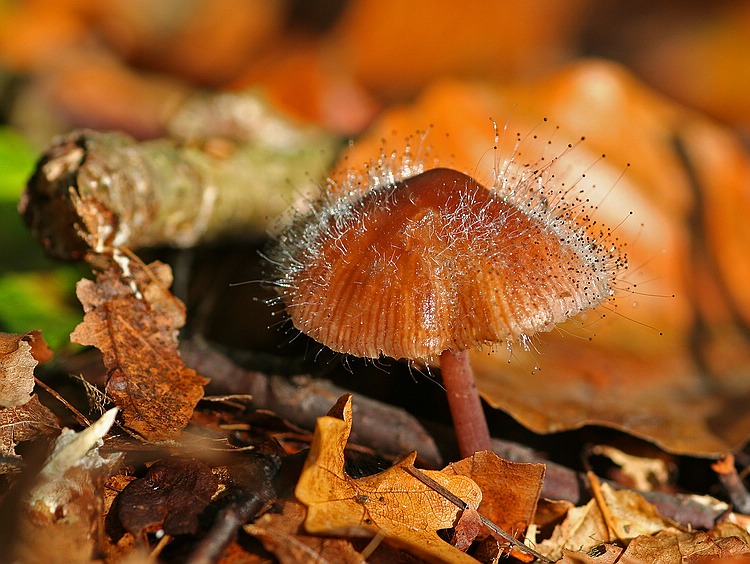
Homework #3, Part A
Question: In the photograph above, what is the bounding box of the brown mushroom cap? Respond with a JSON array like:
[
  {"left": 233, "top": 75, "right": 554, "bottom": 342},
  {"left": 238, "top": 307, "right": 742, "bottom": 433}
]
[{"left": 271, "top": 167, "right": 623, "bottom": 361}]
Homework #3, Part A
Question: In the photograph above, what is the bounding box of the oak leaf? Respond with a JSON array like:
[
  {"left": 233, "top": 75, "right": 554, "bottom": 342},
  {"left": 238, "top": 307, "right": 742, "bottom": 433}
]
[
  {"left": 446, "top": 451, "right": 544, "bottom": 540},
  {"left": 70, "top": 260, "right": 207, "bottom": 440},
  {"left": 295, "top": 394, "right": 482, "bottom": 563}
]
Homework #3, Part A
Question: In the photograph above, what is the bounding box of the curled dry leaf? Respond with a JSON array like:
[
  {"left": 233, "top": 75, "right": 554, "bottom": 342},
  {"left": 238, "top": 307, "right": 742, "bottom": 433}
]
[
  {"left": 70, "top": 260, "right": 207, "bottom": 440},
  {"left": 341, "top": 59, "right": 750, "bottom": 456},
  {"left": 295, "top": 394, "right": 482, "bottom": 563},
  {"left": 0, "top": 330, "right": 51, "bottom": 407},
  {"left": 245, "top": 500, "right": 366, "bottom": 564},
  {"left": 116, "top": 457, "right": 219, "bottom": 537}
]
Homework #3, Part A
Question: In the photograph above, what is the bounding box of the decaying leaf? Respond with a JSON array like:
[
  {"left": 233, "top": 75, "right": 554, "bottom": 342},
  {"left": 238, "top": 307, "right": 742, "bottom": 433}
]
[
  {"left": 70, "top": 259, "right": 207, "bottom": 440},
  {"left": 0, "top": 394, "right": 60, "bottom": 472},
  {"left": 12, "top": 409, "right": 120, "bottom": 564},
  {"left": 0, "top": 330, "right": 50, "bottom": 407},
  {"left": 295, "top": 394, "right": 482, "bottom": 563},
  {"left": 589, "top": 445, "right": 672, "bottom": 492},
  {"left": 245, "top": 500, "right": 366, "bottom": 564},
  {"left": 537, "top": 481, "right": 677, "bottom": 561},
  {"left": 116, "top": 457, "right": 219, "bottom": 537}
]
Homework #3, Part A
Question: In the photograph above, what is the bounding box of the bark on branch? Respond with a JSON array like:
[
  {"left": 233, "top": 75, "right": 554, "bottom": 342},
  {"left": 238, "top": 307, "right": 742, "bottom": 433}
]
[{"left": 20, "top": 97, "right": 338, "bottom": 260}]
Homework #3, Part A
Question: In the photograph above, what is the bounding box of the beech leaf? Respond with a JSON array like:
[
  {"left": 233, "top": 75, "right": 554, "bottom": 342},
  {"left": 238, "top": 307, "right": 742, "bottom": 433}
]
[
  {"left": 295, "top": 394, "right": 482, "bottom": 563},
  {"left": 70, "top": 260, "right": 207, "bottom": 440}
]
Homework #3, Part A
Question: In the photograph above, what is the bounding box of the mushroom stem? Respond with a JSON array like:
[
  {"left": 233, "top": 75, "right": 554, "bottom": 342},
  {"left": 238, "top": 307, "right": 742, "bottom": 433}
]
[{"left": 439, "top": 349, "right": 492, "bottom": 458}]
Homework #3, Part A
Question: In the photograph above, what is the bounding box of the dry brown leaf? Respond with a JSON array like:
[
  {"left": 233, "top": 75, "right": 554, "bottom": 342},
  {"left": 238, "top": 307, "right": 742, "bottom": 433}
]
[
  {"left": 339, "top": 60, "right": 750, "bottom": 456},
  {"left": 446, "top": 451, "right": 544, "bottom": 540},
  {"left": 245, "top": 500, "right": 366, "bottom": 564},
  {"left": 452, "top": 508, "right": 483, "bottom": 552},
  {"left": 70, "top": 259, "right": 207, "bottom": 440},
  {"left": 589, "top": 445, "right": 671, "bottom": 492},
  {"left": 537, "top": 482, "right": 676, "bottom": 561},
  {"left": 295, "top": 394, "right": 482, "bottom": 563},
  {"left": 0, "top": 331, "right": 48, "bottom": 407},
  {"left": 22, "top": 330, "right": 54, "bottom": 365},
  {"left": 0, "top": 394, "right": 59, "bottom": 471}
]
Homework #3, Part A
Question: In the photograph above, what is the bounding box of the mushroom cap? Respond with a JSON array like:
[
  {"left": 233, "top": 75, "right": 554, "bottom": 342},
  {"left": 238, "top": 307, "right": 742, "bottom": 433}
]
[{"left": 271, "top": 167, "right": 622, "bottom": 361}]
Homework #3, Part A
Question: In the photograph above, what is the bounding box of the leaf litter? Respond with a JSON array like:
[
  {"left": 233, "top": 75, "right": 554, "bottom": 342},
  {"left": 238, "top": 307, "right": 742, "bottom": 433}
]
[
  {"left": 4, "top": 190, "right": 750, "bottom": 563},
  {"left": 4, "top": 10, "right": 750, "bottom": 559}
]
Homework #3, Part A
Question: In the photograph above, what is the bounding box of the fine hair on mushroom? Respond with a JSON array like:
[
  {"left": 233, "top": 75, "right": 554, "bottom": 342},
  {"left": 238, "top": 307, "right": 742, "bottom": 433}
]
[{"left": 265, "top": 121, "right": 629, "bottom": 458}]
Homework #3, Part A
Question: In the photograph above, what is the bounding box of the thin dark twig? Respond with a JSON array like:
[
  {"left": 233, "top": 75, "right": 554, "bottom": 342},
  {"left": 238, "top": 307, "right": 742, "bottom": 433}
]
[
  {"left": 34, "top": 377, "right": 91, "bottom": 427},
  {"left": 403, "top": 466, "right": 553, "bottom": 563}
]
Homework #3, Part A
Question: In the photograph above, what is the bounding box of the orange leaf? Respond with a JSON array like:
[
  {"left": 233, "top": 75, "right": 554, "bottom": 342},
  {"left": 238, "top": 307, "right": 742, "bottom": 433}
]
[{"left": 446, "top": 451, "right": 545, "bottom": 544}]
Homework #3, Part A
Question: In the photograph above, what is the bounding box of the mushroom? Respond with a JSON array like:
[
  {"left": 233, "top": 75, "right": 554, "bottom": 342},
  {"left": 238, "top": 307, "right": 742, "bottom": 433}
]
[{"left": 268, "top": 154, "right": 625, "bottom": 458}]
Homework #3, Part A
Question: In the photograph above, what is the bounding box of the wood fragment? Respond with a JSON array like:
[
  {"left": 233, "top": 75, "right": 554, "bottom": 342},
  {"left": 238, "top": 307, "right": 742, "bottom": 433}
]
[
  {"left": 713, "top": 453, "right": 750, "bottom": 513},
  {"left": 20, "top": 119, "right": 337, "bottom": 260}
]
